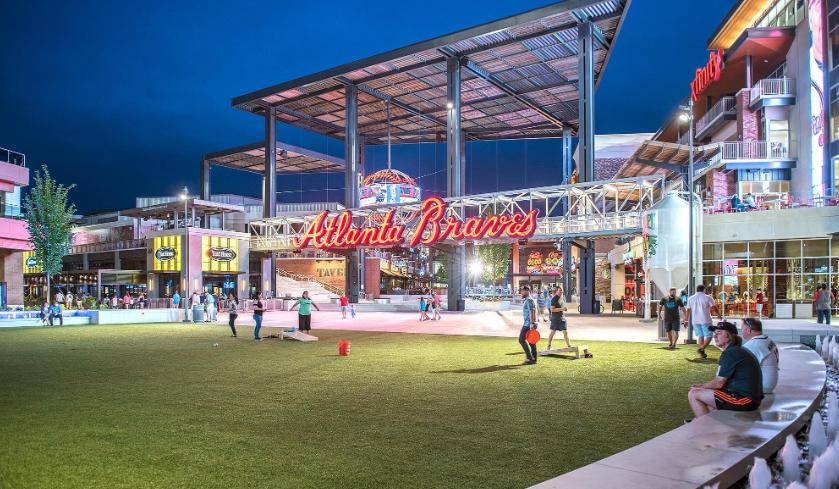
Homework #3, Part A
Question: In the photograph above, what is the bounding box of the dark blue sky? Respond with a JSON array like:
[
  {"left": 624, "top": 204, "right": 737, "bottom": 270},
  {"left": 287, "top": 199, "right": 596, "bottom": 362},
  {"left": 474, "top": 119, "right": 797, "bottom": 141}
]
[{"left": 1, "top": 0, "right": 734, "bottom": 213}]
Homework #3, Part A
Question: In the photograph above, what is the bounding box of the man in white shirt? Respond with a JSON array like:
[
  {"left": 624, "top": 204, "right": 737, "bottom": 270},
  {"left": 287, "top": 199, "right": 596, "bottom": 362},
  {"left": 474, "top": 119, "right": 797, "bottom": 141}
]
[
  {"left": 205, "top": 289, "right": 216, "bottom": 323},
  {"left": 741, "top": 317, "right": 778, "bottom": 394},
  {"left": 684, "top": 284, "right": 723, "bottom": 359}
]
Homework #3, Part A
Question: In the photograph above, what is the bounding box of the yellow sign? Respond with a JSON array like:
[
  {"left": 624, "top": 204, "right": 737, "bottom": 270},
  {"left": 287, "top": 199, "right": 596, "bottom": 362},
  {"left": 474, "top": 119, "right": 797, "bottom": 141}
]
[
  {"left": 153, "top": 236, "right": 181, "bottom": 271},
  {"left": 23, "top": 251, "right": 42, "bottom": 274},
  {"left": 316, "top": 260, "right": 344, "bottom": 279},
  {"left": 202, "top": 236, "right": 238, "bottom": 272}
]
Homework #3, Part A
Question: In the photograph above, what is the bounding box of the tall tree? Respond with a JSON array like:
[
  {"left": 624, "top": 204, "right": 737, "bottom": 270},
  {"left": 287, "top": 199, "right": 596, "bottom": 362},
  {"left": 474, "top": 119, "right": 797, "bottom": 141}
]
[
  {"left": 23, "top": 166, "right": 76, "bottom": 301},
  {"left": 475, "top": 243, "right": 512, "bottom": 296}
]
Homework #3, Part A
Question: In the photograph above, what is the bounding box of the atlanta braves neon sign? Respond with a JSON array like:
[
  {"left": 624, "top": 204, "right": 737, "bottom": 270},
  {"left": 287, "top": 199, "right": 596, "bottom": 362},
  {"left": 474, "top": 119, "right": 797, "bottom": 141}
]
[{"left": 294, "top": 196, "right": 538, "bottom": 249}]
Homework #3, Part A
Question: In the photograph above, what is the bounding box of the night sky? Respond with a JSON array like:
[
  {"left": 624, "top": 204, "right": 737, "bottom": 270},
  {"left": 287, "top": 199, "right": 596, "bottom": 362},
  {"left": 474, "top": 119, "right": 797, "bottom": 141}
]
[{"left": 1, "top": 0, "right": 734, "bottom": 213}]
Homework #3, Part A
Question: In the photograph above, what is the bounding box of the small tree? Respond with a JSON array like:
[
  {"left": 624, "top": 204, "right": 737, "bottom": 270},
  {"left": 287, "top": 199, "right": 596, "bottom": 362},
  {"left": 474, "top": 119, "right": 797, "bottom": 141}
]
[
  {"left": 475, "top": 243, "right": 511, "bottom": 296},
  {"left": 24, "top": 166, "right": 76, "bottom": 301}
]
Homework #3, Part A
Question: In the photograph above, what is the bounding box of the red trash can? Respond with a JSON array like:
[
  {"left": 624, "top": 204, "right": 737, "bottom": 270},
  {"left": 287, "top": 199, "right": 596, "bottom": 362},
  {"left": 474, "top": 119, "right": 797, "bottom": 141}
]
[{"left": 338, "top": 341, "right": 351, "bottom": 356}]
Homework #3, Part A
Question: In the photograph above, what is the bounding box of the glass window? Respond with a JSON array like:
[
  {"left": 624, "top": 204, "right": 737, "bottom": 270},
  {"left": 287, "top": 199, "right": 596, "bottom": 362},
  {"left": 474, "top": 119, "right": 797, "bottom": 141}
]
[
  {"left": 775, "top": 240, "right": 801, "bottom": 257},
  {"left": 749, "top": 241, "right": 773, "bottom": 258},
  {"left": 803, "top": 239, "right": 829, "bottom": 257},
  {"left": 804, "top": 275, "right": 832, "bottom": 300},
  {"left": 830, "top": 237, "right": 839, "bottom": 258},
  {"left": 804, "top": 258, "right": 831, "bottom": 273},
  {"left": 831, "top": 97, "right": 839, "bottom": 141},
  {"left": 750, "top": 258, "right": 773, "bottom": 274},
  {"left": 724, "top": 242, "right": 749, "bottom": 259},
  {"left": 769, "top": 120, "right": 790, "bottom": 142},
  {"left": 704, "top": 243, "right": 722, "bottom": 260},
  {"left": 703, "top": 261, "right": 722, "bottom": 276},
  {"left": 776, "top": 258, "right": 802, "bottom": 274},
  {"left": 775, "top": 274, "right": 801, "bottom": 302}
]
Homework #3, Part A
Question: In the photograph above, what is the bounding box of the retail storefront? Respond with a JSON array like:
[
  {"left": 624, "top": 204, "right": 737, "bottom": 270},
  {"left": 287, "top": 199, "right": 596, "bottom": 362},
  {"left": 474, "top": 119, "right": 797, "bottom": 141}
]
[{"left": 703, "top": 238, "right": 839, "bottom": 318}]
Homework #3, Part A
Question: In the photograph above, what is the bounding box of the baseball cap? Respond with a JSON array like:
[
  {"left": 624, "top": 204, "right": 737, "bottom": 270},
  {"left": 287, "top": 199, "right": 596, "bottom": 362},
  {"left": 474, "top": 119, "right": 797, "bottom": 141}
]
[
  {"left": 521, "top": 285, "right": 531, "bottom": 291},
  {"left": 709, "top": 321, "right": 738, "bottom": 336}
]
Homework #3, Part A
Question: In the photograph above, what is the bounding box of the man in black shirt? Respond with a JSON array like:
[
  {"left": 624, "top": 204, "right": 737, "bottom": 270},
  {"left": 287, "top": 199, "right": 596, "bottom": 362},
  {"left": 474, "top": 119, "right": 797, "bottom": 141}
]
[
  {"left": 688, "top": 321, "right": 763, "bottom": 418},
  {"left": 658, "top": 287, "right": 686, "bottom": 349},
  {"left": 547, "top": 286, "right": 569, "bottom": 350}
]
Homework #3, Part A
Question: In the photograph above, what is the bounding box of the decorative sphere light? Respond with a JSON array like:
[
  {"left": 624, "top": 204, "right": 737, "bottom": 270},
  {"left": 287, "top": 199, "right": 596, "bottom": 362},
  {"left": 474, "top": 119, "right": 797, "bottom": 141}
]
[{"left": 359, "top": 169, "right": 421, "bottom": 222}]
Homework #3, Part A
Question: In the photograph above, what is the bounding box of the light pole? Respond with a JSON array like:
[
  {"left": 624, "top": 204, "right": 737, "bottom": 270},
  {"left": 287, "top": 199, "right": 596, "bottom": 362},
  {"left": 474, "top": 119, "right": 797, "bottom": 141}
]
[
  {"left": 679, "top": 100, "right": 696, "bottom": 344},
  {"left": 181, "top": 186, "right": 190, "bottom": 322}
]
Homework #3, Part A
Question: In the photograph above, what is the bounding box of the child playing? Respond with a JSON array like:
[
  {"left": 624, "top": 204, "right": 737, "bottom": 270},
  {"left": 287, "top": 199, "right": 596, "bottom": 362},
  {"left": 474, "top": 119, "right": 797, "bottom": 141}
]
[{"left": 350, "top": 304, "right": 356, "bottom": 318}]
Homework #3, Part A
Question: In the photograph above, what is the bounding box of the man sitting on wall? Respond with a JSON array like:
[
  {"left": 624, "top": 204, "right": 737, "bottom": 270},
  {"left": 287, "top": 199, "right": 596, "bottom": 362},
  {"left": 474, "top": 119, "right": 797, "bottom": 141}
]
[
  {"left": 48, "top": 300, "right": 63, "bottom": 326},
  {"left": 741, "top": 318, "right": 779, "bottom": 394},
  {"left": 688, "top": 321, "right": 763, "bottom": 418}
]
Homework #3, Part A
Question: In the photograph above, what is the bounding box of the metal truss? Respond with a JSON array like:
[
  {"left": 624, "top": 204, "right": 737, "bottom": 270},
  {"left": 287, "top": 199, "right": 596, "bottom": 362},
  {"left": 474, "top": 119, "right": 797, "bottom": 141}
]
[{"left": 249, "top": 175, "right": 668, "bottom": 251}]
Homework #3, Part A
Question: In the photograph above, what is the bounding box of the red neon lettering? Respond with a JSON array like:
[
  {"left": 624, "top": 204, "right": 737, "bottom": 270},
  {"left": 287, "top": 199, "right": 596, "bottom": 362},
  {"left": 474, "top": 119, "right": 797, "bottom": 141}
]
[
  {"left": 690, "top": 49, "right": 724, "bottom": 101},
  {"left": 297, "top": 197, "right": 538, "bottom": 249},
  {"left": 410, "top": 197, "right": 446, "bottom": 246}
]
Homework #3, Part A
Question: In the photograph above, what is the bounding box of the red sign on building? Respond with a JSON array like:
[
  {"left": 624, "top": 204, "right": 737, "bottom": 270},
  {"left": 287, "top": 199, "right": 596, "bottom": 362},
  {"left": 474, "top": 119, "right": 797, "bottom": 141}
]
[
  {"left": 294, "top": 196, "right": 538, "bottom": 250},
  {"left": 690, "top": 49, "right": 724, "bottom": 101}
]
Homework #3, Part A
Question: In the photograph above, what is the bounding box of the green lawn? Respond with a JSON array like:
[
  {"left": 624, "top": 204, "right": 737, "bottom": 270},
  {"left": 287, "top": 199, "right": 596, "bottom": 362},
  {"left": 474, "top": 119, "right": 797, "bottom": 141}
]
[{"left": 0, "top": 323, "right": 719, "bottom": 489}]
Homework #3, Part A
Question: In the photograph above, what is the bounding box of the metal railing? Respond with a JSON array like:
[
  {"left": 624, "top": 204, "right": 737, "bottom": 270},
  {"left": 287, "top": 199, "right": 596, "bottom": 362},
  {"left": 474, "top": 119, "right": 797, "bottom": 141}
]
[
  {"left": 705, "top": 189, "right": 838, "bottom": 214},
  {"left": 695, "top": 96, "right": 736, "bottom": 136},
  {"left": 69, "top": 238, "right": 146, "bottom": 255},
  {"left": 717, "top": 140, "right": 796, "bottom": 161},
  {"left": 0, "top": 147, "right": 25, "bottom": 167},
  {"left": 750, "top": 78, "right": 795, "bottom": 101},
  {"left": 276, "top": 268, "right": 344, "bottom": 296},
  {"left": 249, "top": 175, "right": 668, "bottom": 251},
  {"left": 0, "top": 203, "right": 25, "bottom": 220}
]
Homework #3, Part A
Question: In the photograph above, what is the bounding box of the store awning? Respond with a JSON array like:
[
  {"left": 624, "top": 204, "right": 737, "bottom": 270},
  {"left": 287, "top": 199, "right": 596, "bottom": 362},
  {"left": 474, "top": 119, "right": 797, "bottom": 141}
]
[{"left": 616, "top": 140, "right": 721, "bottom": 180}]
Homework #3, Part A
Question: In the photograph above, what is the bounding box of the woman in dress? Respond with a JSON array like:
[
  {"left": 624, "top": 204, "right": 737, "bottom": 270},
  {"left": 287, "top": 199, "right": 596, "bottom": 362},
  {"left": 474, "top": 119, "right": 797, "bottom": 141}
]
[{"left": 290, "top": 291, "right": 320, "bottom": 334}]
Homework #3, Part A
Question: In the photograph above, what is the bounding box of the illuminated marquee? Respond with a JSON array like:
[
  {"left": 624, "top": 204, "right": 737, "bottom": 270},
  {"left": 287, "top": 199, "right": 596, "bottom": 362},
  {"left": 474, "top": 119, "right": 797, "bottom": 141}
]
[
  {"left": 690, "top": 49, "right": 724, "bottom": 102},
  {"left": 295, "top": 196, "right": 538, "bottom": 250}
]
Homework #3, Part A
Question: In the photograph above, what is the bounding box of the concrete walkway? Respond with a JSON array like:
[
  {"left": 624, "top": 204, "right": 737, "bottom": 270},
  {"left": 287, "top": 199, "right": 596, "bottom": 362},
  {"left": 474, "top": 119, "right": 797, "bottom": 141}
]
[{"left": 214, "top": 309, "right": 839, "bottom": 343}]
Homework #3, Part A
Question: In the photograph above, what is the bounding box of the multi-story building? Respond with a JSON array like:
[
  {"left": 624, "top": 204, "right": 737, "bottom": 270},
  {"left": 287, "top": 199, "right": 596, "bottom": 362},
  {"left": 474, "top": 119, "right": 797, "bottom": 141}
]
[
  {"left": 609, "top": 0, "right": 839, "bottom": 319},
  {"left": 0, "top": 147, "right": 30, "bottom": 308}
]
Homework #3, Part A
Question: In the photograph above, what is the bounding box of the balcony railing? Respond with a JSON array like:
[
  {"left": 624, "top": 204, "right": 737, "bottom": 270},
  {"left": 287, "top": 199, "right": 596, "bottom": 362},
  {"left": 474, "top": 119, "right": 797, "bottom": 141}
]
[
  {"left": 0, "top": 203, "right": 25, "bottom": 220},
  {"left": 695, "top": 96, "right": 737, "bottom": 136},
  {"left": 750, "top": 78, "right": 795, "bottom": 102},
  {"left": 69, "top": 238, "right": 146, "bottom": 255},
  {"left": 718, "top": 140, "right": 796, "bottom": 161},
  {"left": 0, "top": 148, "right": 25, "bottom": 167}
]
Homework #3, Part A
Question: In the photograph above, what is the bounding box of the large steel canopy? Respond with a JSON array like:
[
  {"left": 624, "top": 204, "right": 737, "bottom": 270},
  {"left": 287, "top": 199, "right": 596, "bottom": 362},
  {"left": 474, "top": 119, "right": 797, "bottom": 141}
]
[
  {"left": 231, "top": 0, "right": 630, "bottom": 145},
  {"left": 203, "top": 141, "right": 345, "bottom": 174}
]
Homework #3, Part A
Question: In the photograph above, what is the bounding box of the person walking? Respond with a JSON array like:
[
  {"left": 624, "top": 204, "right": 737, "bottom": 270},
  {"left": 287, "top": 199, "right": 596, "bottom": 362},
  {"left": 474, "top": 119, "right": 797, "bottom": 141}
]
[
  {"left": 419, "top": 296, "right": 428, "bottom": 321},
  {"left": 205, "top": 290, "right": 216, "bottom": 323},
  {"left": 340, "top": 291, "right": 349, "bottom": 319},
  {"left": 741, "top": 318, "right": 779, "bottom": 394},
  {"left": 432, "top": 291, "right": 442, "bottom": 320},
  {"left": 172, "top": 290, "right": 180, "bottom": 310},
  {"left": 519, "top": 286, "right": 538, "bottom": 365},
  {"left": 227, "top": 292, "right": 239, "bottom": 338},
  {"left": 536, "top": 289, "right": 548, "bottom": 323},
  {"left": 252, "top": 292, "right": 265, "bottom": 341},
  {"left": 688, "top": 321, "right": 763, "bottom": 418},
  {"left": 754, "top": 288, "right": 765, "bottom": 318},
  {"left": 290, "top": 291, "right": 320, "bottom": 334},
  {"left": 815, "top": 284, "right": 835, "bottom": 324},
  {"left": 547, "top": 286, "right": 569, "bottom": 350},
  {"left": 684, "top": 284, "right": 722, "bottom": 359},
  {"left": 658, "top": 287, "right": 686, "bottom": 349}
]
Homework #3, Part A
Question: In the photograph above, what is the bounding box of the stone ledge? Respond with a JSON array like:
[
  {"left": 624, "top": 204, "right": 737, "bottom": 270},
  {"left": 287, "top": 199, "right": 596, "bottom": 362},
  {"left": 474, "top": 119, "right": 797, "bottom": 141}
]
[{"left": 530, "top": 345, "right": 826, "bottom": 489}]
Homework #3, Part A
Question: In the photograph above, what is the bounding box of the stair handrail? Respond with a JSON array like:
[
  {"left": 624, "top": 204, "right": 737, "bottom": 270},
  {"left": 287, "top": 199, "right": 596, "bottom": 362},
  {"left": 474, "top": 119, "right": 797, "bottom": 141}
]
[{"left": 276, "top": 268, "right": 345, "bottom": 296}]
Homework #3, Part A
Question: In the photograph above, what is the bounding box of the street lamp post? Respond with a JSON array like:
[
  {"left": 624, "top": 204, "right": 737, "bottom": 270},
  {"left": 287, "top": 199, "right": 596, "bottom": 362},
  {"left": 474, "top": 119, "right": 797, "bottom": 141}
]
[
  {"left": 679, "top": 100, "right": 696, "bottom": 344},
  {"left": 181, "top": 187, "right": 190, "bottom": 322}
]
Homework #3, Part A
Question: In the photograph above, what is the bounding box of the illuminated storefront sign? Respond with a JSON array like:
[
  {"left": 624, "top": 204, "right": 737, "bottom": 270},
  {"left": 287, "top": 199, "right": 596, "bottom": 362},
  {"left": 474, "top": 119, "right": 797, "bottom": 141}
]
[
  {"left": 543, "top": 251, "right": 561, "bottom": 275},
  {"left": 23, "top": 251, "right": 41, "bottom": 274},
  {"left": 202, "top": 237, "right": 239, "bottom": 272},
  {"left": 690, "top": 49, "right": 724, "bottom": 101},
  {"left": 153, "top": 236, "right": 181, "bottom": 271},
  {"left": 295, "top": 197, "right": 538, "bottom": 250},
  {"left": 809, "top": 0, "right": 826, "bottom": 196},
  {"left": 526, "top": 251, "right": 543, "bottom": 274}
]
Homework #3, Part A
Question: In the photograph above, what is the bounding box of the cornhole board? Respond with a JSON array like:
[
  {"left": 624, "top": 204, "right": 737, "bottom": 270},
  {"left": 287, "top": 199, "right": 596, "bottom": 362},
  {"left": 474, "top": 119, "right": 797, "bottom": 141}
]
[
  {"left": 538, "top": 345, "right": 588, "bottom": 359},
  {"left": 281, "top": 331, "right": 319, "bottom": 342}
]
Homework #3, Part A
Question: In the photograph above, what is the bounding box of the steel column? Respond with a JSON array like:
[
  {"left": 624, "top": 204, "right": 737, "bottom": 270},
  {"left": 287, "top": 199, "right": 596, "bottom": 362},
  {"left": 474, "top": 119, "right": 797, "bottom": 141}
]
[
  {"left": 577, "top": 22, "right": 595, "bottom": 183},
  {"left": 264, "top": 107, "right": 278, "bottom": 297},
  {"left": 446, "top": 56, "right": 465, "bottom": 312},
  {"left": 345, "top": 84, "right": 364, "bottom": 303},
  {"left": 562, "top": 241, "right": 572, "bottom": 303},
  {"left": 576, "top": 22, "right": 596, "bottom": 314},
  {"left": 200, "top": 157, "right": 211, "bottom": 200}
]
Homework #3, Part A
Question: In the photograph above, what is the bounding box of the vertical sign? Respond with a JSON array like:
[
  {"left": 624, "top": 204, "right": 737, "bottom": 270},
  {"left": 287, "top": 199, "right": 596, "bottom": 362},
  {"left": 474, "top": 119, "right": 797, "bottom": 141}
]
[{"left": 809, "top": 0, "right": 826, "bottom": 197}]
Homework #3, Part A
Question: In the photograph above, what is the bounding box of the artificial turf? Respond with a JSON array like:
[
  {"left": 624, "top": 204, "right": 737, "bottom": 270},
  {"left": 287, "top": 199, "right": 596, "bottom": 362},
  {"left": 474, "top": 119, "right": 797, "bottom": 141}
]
[{"left": 0, "top": 323, "right": 720, "bottom": 489}]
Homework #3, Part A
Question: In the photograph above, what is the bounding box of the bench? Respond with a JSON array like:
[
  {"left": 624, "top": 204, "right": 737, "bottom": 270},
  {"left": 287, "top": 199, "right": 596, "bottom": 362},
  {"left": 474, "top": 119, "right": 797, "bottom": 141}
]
[
  {"left": 538, "top": 345, "right": 589, "bottom": 359},
  {"left": 530, "top": 345, "right": 825, "bottom": 489}
]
